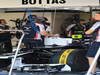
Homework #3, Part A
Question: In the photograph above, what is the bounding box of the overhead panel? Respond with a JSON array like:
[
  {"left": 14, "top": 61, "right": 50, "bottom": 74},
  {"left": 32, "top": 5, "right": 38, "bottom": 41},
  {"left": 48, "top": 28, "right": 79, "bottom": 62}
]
[{"left": 0, "top": 0, "right": 99, "bottom": 8}]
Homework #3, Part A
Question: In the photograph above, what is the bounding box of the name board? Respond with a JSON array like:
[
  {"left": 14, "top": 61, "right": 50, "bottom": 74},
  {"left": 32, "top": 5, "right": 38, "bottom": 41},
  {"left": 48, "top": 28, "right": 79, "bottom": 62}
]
[{"left": 0, "top": 0, "right": 99, "bottom": 8}]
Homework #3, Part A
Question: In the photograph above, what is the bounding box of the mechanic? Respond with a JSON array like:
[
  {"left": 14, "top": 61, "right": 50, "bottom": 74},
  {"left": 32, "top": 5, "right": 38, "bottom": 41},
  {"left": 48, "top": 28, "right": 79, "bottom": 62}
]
[
  {"left": 66, "top": 19, "right": 86, "bottom": 37},
  {"left": 38, "top": 16, "right": 51, "bottom": 34},
  {"left": 34, "top": 16, "right": 59, "bottom": 42},
  {"left": 0, "top": 19, "right": 12, "bottom": 53},
  {"left": 22, "top": 15, "right": 59, "bottom": 48},
  {"left": 85, "top": 13, "right": 100, "bottom": 75}
]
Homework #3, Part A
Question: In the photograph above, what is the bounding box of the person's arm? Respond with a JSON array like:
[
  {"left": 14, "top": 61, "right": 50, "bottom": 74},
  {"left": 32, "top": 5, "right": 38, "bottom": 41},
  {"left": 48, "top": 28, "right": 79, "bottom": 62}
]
[
  {"left": 85, "top": 22, "right": 100, "bottom": 34},
  {"left": 0, "top": 29, "right": 6, "bottom": 34},
  {"left": 66, "top": 24, "right": 76, "bottom": 31},
  {"left": 0, "top": 31, "right": 6, "bottom": 34},
  {"left": 40, "top": 29, "right": 56, "bottom": 37},
  {"left": 40, "top": 30, "right": 48, "bottom": 36},
  {"left": 85, "top": 29, "right": 94, "bottom": 34},
  {"left": 39, "top": 25, "right": 59, "bottom": 37}
]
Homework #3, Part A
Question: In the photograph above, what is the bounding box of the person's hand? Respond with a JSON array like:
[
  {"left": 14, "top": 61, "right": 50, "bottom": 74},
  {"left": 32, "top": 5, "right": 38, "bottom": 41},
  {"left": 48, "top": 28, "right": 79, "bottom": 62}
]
[{"left": 54, "top": 34, "right": 59, "bottom": 37}]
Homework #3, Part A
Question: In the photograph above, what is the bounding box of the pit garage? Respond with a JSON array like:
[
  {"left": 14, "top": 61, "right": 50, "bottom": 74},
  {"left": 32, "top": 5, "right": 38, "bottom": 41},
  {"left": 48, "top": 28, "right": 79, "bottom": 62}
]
[{"left": 0, "top": 1, "right": 100, "bottom": 75}]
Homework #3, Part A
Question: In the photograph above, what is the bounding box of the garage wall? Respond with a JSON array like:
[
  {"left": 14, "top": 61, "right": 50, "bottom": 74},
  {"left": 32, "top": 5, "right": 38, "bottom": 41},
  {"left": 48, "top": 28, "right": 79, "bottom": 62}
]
[
  {"left": 0, "top": 12, "right": 52, "bottom": 27},
  {"left": 52, "top": 12, "right": 78, "bottom": 34},
  {"left": 80, "top": 13, "right": 90, "bottom": 22},
  {"left": 0, "top": 12, "right": 77, "bottom": 34},
  {"left": 53, "top": 12, "right": 90, "bottom": 34},
  {"left": 0, "top": 12, "right": 90, "bottom": 33}
]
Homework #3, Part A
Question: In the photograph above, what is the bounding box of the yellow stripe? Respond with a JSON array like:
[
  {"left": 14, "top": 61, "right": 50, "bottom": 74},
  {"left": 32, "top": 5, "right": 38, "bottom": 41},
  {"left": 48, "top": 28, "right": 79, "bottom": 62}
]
[
  {"left": 72, "top": 34, "right": 82, "bottom": 39},
  {"left": 59, "top": 49, "right": 75, "bottom": 64}
]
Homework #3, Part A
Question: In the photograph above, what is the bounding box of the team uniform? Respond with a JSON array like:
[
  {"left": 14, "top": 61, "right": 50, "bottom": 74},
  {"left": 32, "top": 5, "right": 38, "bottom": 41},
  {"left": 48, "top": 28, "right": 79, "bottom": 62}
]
[
  {"left": 22, "top": 23, "right": 45, "bottom": 48},
  {"left": 86, "top": 22, "right": 100, "bottom": 57},
  {"left": 34, "top": 24, "right": 45, "bottom": 40},
  {"left": 0, "top": 25, "right": 12, "bottom": 53}
]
